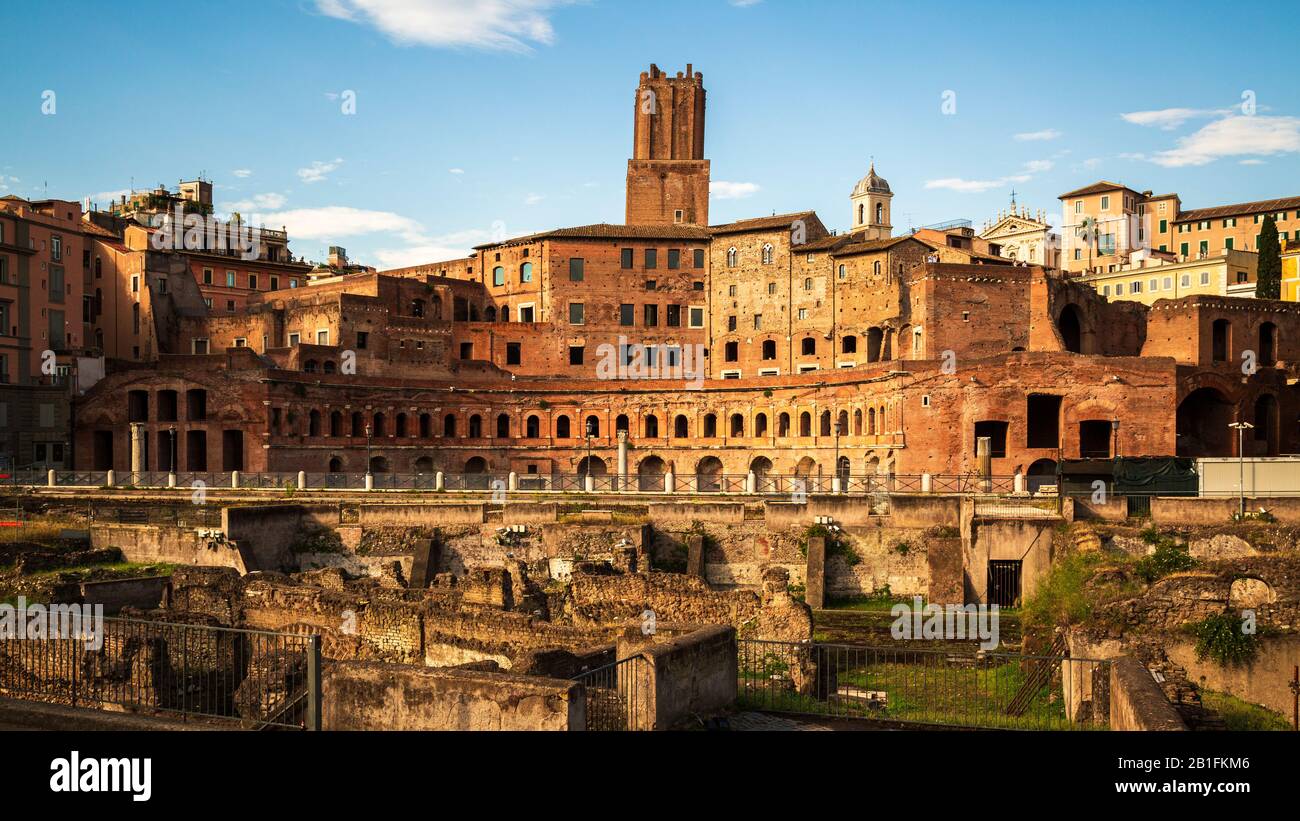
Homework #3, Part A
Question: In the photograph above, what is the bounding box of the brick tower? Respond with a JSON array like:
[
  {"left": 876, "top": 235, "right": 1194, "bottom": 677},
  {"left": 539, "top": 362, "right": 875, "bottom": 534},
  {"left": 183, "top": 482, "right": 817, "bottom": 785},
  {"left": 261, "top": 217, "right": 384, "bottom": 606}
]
[{"left": 625, "top": 64, "right": 710, "bottom": 226}]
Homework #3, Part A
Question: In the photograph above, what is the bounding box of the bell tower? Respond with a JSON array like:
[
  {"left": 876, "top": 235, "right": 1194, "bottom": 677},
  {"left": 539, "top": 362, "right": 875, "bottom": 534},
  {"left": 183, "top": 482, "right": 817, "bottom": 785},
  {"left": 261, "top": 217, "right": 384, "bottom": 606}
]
[
  {"left": 625, "top": 64, "right": 710, "bottom": 226},
  {"left": 850, "top": 162, "right": 893, "bottom": 240}
]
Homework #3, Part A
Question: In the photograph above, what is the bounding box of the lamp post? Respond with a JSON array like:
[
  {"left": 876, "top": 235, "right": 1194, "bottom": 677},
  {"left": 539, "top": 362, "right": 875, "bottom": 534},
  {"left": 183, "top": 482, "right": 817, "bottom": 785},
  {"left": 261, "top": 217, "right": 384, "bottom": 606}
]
[
  {"left": 168, "top": 425, "right": 177, "bottom": 474},
  {"left": 1110, "top": 418, "right": 1120, "bottom": 460},
  {"left": 1228, "top": 421, "right": 1254, "bottom": 517},
  {"left": 833, "top": 418, "right": 843, "bottom": 491},
  {"left": 584, "top": 418, "right": 595, "bottom": 489}
]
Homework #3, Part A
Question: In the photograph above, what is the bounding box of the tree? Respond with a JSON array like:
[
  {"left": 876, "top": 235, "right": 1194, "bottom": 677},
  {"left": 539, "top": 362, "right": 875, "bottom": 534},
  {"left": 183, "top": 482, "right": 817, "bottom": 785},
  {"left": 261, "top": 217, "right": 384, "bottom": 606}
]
[
  {"left": 1256, "top": 214, "right": 1281, "bottom": 300},
  {"left": 1076, "top": 216, "right": 1099, "bottom": 273}
]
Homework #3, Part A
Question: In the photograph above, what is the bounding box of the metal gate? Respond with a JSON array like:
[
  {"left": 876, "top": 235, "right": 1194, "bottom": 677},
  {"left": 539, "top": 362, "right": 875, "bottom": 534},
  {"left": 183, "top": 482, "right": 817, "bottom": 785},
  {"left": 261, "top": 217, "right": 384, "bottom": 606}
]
[
  {"left": 987, "top": 560, "right": 1022, "bottom": 608},
  {"left": 1126, "top": 495, "right": 1152, "bottom": 518}
]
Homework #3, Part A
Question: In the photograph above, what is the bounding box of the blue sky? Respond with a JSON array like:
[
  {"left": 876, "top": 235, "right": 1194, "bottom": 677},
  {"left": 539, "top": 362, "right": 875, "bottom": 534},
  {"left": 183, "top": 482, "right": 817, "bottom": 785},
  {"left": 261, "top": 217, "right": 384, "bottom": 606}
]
[{"left": 2, "top": 0, "right": 1297, "bottom": 268}]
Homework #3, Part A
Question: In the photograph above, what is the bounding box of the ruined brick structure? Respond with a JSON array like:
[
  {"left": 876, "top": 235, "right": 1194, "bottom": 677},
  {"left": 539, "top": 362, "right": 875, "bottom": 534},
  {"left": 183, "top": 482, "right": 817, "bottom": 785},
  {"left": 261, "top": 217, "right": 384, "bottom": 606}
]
[{"left": 70, "top": 63, "right": 1300, "bottom": 479}]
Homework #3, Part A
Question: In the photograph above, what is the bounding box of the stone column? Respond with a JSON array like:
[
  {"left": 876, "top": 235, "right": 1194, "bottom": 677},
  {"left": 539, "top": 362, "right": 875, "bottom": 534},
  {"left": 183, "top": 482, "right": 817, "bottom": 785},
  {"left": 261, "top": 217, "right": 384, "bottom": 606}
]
[
  {"left": 616, "top": 430, "right": 628, "bottom": 492},
  {"left": 106, "top": 469, "right": 115, "bottom": 487},
  {"left": 921, "top": 472, "right": 933, "bottom": 493},
  {"left": 129, "top": 423, "right": 146, "bottom": 474},
  {"left": 1014, "top": 472, "right": 1025, "bottom": 494},
  {"left": 686, "top": 535, "right": 705, "bottom": 578},
  {"left": 435, "top": 471, "right": 444, "bottom": 491},
  {"left": 805, "top": 536, "right": 827, "bottom": 609},
  {"left": 976, "top": 436, "right": 992, "bottom": 493},
  {"left": 508, "top": 471, "right": 518, "bottom": 492},
  {"left": 745, "top": 471, "right": 756, "bottom": 494},
  {"left": 298, "top": 470, "right": 307, "bottom": 490},
  {"left": 664, "top": 472, "right": 675, "bottom": 494}
]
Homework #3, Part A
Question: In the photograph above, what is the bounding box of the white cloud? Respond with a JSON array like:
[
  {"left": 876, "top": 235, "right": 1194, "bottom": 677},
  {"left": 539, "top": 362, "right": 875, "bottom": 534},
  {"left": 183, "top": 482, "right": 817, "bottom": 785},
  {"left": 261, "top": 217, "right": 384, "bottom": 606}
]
[
  {"left": 373, "top": 228, "right": 499, "bottom": 268},
  {"left": 924, "top": 160, "right": 1049, "bottom": 194},
  {"left": 313, "top": 0, "right": 573, "bottom": 52},
  {"left": 297, "top": 158, "right": 344, "bottom": 183},
  {"left": 925, "top": 178, "right": 1004, "bottom": 194},
  {"left": 1239, "top": 158, "right": 1265, "bottom": 165},
  {"left": 524, "top": 192, "right": 544, "bottom": 205},
  {"left": 1148, "top": 115, "right": 1300, "bottom": 167},
  {"left": 1120, "top": 107, "right": 1229, "bottom": 130},
  {"left": 711, "top": 181, "right": 760, "bottom": 200},
  {"left": 232, "top": 169, "right": 252, "bottom": 178},
  {"left": 253, "top": 205, "right": 428, "bottom": 245},
  {"left": 448, "top": 168, "right": 465, "bottom": 174},
  {"left": 84, "top": 188, "right": 131, "bottom": 205},
  {"left": 730, "top": 0, "right": 762, "bottom": 6},
  {"left": 221, "top": 192, "right": 288, "bottom": 212},
  {"left": 1014, "top": 128, "right": 1061, "bottom": 141}
]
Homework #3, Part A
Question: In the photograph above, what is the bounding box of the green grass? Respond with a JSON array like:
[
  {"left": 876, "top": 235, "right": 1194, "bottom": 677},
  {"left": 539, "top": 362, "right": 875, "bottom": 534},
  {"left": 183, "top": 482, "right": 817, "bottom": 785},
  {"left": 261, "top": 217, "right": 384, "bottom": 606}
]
[
  {"left": 739, "top": 654, "right": 1100, "bottom": 730},
  {"left": 1200, "top": 690, "right": 1291, "bottom": 731},
  {"left": 23, "top": 561, "right": 176, "bottom": 580}
]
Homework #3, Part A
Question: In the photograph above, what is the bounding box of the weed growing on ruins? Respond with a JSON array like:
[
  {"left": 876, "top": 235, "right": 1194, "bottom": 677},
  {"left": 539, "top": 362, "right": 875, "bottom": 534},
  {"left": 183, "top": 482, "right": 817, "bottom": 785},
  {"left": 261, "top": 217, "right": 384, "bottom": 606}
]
[
  {"left": 928, "top": 525, "right": 959, "bottom": 539},
  {"left": 1021, "top": 551, "right": 1105, "bottom": 632},
  {"left": 1200, "top": 689, "right": 1290, "bottom": 730},
  {"left": 891, "top": 540, "right": 912, "bottom": 556},
  {"left": 798, "top": 524, "right": 860, "bottom": 566},
  {"left": 1134, "top": 531, "right": 1197, "bottom": 582},
  {"left": 1231, "top": 508, "right": 1277, "bottom": 523},
  {"left": 1187, "top": 613, "right": 1260, "bottom": 668}
]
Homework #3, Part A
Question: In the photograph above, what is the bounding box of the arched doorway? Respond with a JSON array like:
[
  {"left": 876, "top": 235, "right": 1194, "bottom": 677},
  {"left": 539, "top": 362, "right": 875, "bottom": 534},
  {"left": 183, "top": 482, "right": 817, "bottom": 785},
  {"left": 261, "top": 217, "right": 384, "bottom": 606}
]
[
  {"left": 414, "top": 456, "right": 434, "bottom": 473},
  {"left": 1026, "top": 458, "right": 1057, "bottom": 493},
  {"left": 696, "top": 456, "right": 724, "bottom": 492},
  {"left": 369, "top": 455, "right": 389, "bottom": 474},
  {"left": 638, "top": 456, "right": 666, "bottom": 491},
  {"left": 1254, "top": 394, "right": 1279, "bottom": 456},
  {"left": 1176, "top": 387, "right": 1234, "bottom": 456},
  {"left": 750, "top": 456, "right": 774, "bottom": 492},
  {"left": 577, "top": 456, "right": 607, "bottom": 479},
  {"left": 1058, "top": 304, "right": 1083, "bottom": 353}
]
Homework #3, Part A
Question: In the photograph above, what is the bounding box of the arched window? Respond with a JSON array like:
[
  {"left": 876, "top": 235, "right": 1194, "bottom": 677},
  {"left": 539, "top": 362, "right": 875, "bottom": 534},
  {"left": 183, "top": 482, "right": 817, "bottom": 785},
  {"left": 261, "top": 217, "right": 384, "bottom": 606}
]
[
  {"left": 584, "top": 415, "right": 600, "bottom": 438},
  {"left": 853, "top": 409, "right": 862, "bottom": 435},
  {"left": 730, "top": 413, "right": 744, "bottom": 437},
  {"left": 801, "top": 337, "right": 816, "bottom": 356},
  {"left": 492, "top": 266, "right": 505, "bottom": 286},
  {"left": 520, "top": 262, "right": 533, "bottom": 283},
  {"left": 351, "top": 412, "right": 364, "bottom": 437},
  {"left": 803, "top": 277, "right": 813, "bottom": 291},
  {"left": 443, "top": 414, "right": 457, "bottom": 437},
  {"left": 501, "top": 306, "right": 510, "bottom": 322},
  {"left": 873, "top": 260, "right": 881, "bottom": 275},
  {"left": 762, "top": 339, "right": 777, "bottom": 360},
  {"left": 875, "top": 202, "right": 884, "bottom": 224},
  {"left": 838, "top": 264, "right": 846, "bottom": 280},
  {"left": 526, "top": 415, "right": 540, "bottom": 438},
  {"left": 755, "top": 413, "right": 768, "bottom": 437},
  {"left": 485, "top": 306, "right": 497, "bottom": 322},
  {"left": 395, "top": 413, "right": 407, "bottom": 437},
  {"left": 303, "top": 360, "right": 318, "bottom": 373},
  {"left": 556, "top": 415, "right": 571, "bottom": 438},
  {"left": 799, "top": 412, "right": 811, "bottom": 437},
  {"left": 308, "top": 410, "right": 321, "bottom": 437},
  {"left": 496, "top": 413, "right": 510, "bottom": 438},
  {"left": 674, "top": 414, "right": 689, "bottom": 438},
  {"left": 842, "top": 335, "right": 857, "bottom": 354},
  {"left": 330, "top": 411, "right": 343, "bottom": 437},
  {"left": 868, "top": 408, "right": 876, "bottom": 434},
  {"left": 419, "top": 413, "right": 431, "bottom": 438},
  {"left": 727, "top": 247, "right": 738, "bottom": 268},
  {"left": 858, "top": 203, "right": 865, "bottom": 225},
  {"left": 468, "top": 414, "right": 482, "bottom": 438},
  {"left": 761, "top": 244, "right": 774, "bottom": 265},
  {"left": 372, "top": 412, "right": 386, "bottom": 437},
  {"left": 644, "top": 415, "right": 659, "bottom": 438},
  {"left": 616, "top": 414, "right": 629, "bottom": 434},
  {"left": 703, "top": 414, "right": 718, "bottom": 437},
  {"left": 820, "top": 410, "right": 832, "bottom": 436},
  {"left": 778, "top": 412, "right": 790, "bottom": 437},
  {"left": 322, "top": 361, "right": 336, "bottom": 373}
]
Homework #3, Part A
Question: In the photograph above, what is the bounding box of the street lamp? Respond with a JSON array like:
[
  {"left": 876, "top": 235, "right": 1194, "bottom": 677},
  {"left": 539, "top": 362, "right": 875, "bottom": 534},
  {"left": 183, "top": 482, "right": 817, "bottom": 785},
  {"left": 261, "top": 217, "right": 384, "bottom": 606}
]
[
  {"left": 584, "top": 418, "right": 595, "bottom": 487},
  {"left": 168, "top": 425, "right": 177, "bottom": 474},
  {"left": 364, "top": 423, "right": 373, "bottom": 478},
  {"left": 1228, "top": 421, "right": 1254, "bottom": 517},
  {"left": 1110, "top": 419, "right": 1120, "bottom": 460},
  {"left": 833, "top": 418, "right": 843, "bottom": 491}
]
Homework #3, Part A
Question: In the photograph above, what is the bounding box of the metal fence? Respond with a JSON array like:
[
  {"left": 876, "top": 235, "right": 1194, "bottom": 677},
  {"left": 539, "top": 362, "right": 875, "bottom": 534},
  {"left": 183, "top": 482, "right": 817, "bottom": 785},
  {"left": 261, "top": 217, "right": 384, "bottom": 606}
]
[
  {"left": 0, "top": 615, "right": 321, "bottom": 729},
  {"left": 737, "top": 639, "right": 1110, "bottom": 730},
  {"left": 571, "top": 655, "right": 648, "bottom": 731}
]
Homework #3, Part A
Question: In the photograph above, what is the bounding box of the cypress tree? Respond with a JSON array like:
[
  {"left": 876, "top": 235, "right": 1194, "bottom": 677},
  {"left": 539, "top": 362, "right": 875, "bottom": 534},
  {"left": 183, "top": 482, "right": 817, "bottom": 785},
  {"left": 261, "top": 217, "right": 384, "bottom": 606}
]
[{"left": 1255, "top": 214, "right": 1281, "bottom": 300}]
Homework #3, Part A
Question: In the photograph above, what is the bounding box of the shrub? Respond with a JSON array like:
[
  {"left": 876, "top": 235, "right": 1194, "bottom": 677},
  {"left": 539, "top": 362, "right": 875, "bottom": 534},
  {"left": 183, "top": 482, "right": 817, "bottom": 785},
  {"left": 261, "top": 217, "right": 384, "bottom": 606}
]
[
  {"left": 1188, "top": 613, "right": 1259, "bottom": 667},
  {"left": 798, "top": 523, "right": 859, "bottom": 566},
  {"left": 1134, "top": 541, "right": 1196, "bottom": 583},
  {"left": 1021, "top": 551, "right": 1103, "bottom": 632}
]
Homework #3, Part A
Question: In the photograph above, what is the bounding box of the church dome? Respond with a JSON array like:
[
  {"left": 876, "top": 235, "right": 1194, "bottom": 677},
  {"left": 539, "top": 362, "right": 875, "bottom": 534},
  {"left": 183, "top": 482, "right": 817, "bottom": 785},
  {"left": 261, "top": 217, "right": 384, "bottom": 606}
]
[{"left": 852, "top": 163, "right": 890, "bottom": 197}]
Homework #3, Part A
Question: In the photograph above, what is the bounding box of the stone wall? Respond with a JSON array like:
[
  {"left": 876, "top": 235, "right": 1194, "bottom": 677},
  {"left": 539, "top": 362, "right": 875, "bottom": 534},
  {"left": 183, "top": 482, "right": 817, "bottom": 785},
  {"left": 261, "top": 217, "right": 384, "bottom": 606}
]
[
  {"left": 1167, "top": 635, "right": 1300, "bottom": 719},
  {"left": 1109, "top": 657, "right": 1188, "bottom": 731},
  {"left": 92, "top": 524, "right": 248, "bottom": 572},
  {"left": 615, "top": 625, "right": 737, "bottom": 730},
  {"left": 321, "top": 660, "right": 584, "bottom": 730}
]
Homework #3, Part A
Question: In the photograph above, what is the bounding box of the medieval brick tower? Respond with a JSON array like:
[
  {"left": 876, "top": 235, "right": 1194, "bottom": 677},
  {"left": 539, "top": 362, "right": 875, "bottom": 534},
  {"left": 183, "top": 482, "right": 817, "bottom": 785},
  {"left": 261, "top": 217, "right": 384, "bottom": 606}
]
[{"left": 625, "top": 64, "right": 710, "bottom": 226}]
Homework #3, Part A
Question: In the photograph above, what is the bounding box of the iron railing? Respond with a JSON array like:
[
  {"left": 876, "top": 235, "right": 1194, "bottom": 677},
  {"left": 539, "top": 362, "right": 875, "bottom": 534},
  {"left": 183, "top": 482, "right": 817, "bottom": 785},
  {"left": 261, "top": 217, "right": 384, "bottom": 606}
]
[
  {"left": 571, "top": 655, "right": 648, "bottom": 731},
  {"left": 737, "top": 639, "right": 1110, "bottom": 730},
  {"left": 0, "top": 615, "right": 320, "bottom": 729}
]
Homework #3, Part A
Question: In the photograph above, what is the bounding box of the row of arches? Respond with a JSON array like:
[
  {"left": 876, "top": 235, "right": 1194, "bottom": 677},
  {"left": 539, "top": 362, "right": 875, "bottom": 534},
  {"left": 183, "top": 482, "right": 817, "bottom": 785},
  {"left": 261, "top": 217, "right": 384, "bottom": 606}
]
[{"left": 297, "top": 406, "right": 896, "bottom": 442}]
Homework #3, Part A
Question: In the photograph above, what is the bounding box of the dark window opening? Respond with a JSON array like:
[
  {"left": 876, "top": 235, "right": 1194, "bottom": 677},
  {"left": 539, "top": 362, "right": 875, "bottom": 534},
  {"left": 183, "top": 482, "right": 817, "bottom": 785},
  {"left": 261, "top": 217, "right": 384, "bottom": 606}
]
[{"left": 1026, "top": 394, "right": 1063, "bottom": 449}]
